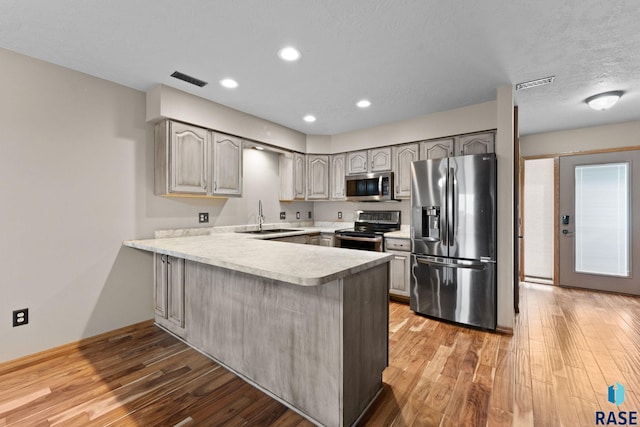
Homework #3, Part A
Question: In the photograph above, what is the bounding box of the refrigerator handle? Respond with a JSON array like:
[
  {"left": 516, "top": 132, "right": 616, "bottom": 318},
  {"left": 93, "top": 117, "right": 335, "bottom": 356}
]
[
  {"left": 417, "top": 257, "right": 486, "bottom": 271},
  {"left": 447, "top": 167, "right": 455, "bottom": 246}
]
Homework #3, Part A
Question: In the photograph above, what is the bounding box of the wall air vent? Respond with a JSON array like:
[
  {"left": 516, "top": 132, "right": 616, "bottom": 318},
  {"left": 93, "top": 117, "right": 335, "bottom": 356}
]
[
  {"left": 515, "top": 76, "right": 555, "bottom": 91},
  {"left": 170, "top": 71, "right": 208, "bottom": 87}
]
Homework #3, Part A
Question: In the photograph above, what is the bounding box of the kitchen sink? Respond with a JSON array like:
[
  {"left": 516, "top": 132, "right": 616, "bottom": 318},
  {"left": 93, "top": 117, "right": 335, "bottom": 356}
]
[{"left": 236, "top": 228, "right": 301, "bottom": 235}]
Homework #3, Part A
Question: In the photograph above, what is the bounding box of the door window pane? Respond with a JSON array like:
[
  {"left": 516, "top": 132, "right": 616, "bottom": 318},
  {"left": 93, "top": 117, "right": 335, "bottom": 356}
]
[{"left": 575, "top": 163, "right": 630, "bottom": 277}]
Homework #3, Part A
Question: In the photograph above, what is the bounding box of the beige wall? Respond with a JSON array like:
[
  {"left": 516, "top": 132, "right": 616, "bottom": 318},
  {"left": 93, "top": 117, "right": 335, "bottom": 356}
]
[
  {"left": 0, "top": 49, "right": 311, "bottom": 363},
  {"left": 0, "top": 48, "right": 154, "bottom": 362},
  {"left": 520, "top": 120, "right": 640, "bottom": 157}
]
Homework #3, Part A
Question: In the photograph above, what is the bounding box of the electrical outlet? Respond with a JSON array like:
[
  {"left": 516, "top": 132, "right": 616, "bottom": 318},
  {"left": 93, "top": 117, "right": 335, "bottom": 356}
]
[
  {"left": 338, "top": 211, "right": 342, "bottom": 219},
  {"left": 13, "top": 308, "right": 28, "bottom": 327},
  {"left": 199, "top": 212, "right": 209, "bottom": 223},
  {"left": 296, "top": 212, "right": 300, "bottom": 220},
  {"left": 280, "top": 212, "right": 286, "bottom": 220},
  {"left": 308, "top": 211, "right": 312, "bottom": 219}
]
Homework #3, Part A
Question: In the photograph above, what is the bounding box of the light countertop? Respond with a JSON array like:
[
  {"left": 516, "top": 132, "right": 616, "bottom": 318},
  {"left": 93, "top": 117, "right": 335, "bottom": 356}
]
[{"left": 123, "top": 230, "right": 391, "bottom": 287}]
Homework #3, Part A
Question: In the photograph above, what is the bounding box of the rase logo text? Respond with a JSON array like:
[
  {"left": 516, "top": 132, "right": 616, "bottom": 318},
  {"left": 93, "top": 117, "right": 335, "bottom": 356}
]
[{"left": 596, "top": 382, "right": 638, "bottom": 425}]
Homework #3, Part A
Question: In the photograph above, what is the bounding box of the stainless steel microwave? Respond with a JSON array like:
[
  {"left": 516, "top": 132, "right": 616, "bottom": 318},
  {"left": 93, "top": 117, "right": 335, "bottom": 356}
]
[{"left": 345, "top": 172, "right": 395, "bottom": 202}]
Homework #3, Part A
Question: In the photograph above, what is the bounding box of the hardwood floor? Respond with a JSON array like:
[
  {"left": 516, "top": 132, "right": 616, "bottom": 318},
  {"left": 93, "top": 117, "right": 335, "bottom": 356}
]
[{"left": 1, "top": 283, "right": 639, "bottom": 426}]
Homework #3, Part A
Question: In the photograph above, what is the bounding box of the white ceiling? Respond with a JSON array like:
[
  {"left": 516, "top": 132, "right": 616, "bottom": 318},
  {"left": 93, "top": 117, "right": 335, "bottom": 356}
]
[{"left": 1, "top": 0, "right": 639, "bottom": 136}]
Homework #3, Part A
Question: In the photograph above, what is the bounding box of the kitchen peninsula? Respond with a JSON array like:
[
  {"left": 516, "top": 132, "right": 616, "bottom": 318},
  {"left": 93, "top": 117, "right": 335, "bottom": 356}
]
[{"left": 124, "top": 231, "right": 391, "bottom": 427}]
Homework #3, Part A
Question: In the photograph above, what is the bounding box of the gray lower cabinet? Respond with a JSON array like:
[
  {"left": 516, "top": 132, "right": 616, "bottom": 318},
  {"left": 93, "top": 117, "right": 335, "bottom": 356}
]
[
  {"left": 154, "top": 254, "right": 187, "bottom": 337},
  {"left": 270, "top": 234, "right": 310, "bottom": 244},
  {"left": 320, "top": 233, "right": 335, "bottom": 247},
  {"left": 385, "top": 238, "right": 411, "bottom": 298},
  {"left": 309, "top": 234, "right": 321, "bottom": 245}
]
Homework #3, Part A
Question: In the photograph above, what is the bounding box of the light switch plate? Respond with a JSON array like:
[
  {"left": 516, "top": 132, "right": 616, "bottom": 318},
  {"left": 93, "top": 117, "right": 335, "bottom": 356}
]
[{"left": 199, "top": 212, "right": 209, "bottom": 223}]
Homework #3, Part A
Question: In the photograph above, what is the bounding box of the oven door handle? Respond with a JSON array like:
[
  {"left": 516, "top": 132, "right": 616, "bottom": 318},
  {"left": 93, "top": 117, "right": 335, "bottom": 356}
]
[{"left": 335, "top": 235, "right": 383, "bottom": 243}]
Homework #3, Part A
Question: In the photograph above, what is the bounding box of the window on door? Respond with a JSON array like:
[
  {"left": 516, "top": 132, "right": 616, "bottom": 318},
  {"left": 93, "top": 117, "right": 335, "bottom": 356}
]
[{"left": 574, "top": 162, "right": 630, "bottom": 277}]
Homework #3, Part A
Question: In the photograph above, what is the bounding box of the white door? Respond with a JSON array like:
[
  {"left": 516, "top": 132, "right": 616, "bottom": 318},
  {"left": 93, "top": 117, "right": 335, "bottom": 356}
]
[{"left": 558, "top": 151, "right": 640, "bottom": 295}]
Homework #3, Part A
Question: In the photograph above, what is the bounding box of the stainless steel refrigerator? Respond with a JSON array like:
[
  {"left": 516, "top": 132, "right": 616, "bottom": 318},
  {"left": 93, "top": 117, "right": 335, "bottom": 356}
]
[{"left": 410, "top": 153, "right": 497, "bottom": 330}]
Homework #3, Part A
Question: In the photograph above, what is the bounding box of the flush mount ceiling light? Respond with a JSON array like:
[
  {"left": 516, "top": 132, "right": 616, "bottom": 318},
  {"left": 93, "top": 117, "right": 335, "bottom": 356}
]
[
  {"left": 515, "top": 76, "right": 555, "bottom": 91},
  {"left": 356, "top": 99, "right": 371, "bottom": 108},
  {"left": 278, "top": 46, "right": 301, "bottom": 62},
  {"left": 220, "top": 78, "right": 239, "bottom": 89},
  {"left": 585, "top": 91, "right": 623, "bottom": 110},
  {"left": 303, "top": 115, "right": 316, "bottom": 123}
]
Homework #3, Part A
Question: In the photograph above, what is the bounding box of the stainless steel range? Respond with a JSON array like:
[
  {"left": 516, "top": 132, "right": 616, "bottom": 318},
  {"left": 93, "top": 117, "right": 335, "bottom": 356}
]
[{"left": 335, "top": 210, "right": 401, "bottom": 252}]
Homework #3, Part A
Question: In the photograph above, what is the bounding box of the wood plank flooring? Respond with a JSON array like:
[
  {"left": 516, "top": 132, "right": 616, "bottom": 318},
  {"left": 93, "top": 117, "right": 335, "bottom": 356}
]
[{"left": 1, "top": 282, "right": 639, "bottom": 426}]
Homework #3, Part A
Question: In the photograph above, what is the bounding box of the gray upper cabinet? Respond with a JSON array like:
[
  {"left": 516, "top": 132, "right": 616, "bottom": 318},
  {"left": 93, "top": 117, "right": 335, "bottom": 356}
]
[
  {"left": 347, "top": 147, "right": 392, "bottom": 175},
  {"left": 155, "top": 120, "right": 244, "bottom": 198},
  {"left": 331, "top": 154, "right": 346, "bottom": 200},
  {"left": 420, "top": 138, "right": 454, "bottom": 160},
  {"left": 294, "top": 153, "right": 306, "bottom": 199},
  {"left": 212, "top": 132, "right": 243, "bottom": 196},
  {"left": 156, "top": 120, "right": 210, "bottom": 195},
  {"left": 279, "top": 152, "right": 306, "bottom": 201},
  {"left": 456, "top": 132, "right": 495, "bottom": 156},
  {"left": 307, "top": 154, "right": 330, "bottom": 200},
  {"left": 370, "top": 147, "right": 392, "bottom": 172},
  {"left": 347, "top": 150, "right": 368, "bottom": 175},
  {"left": 393, "top": 144, "right": 419, "bottom": 199}
]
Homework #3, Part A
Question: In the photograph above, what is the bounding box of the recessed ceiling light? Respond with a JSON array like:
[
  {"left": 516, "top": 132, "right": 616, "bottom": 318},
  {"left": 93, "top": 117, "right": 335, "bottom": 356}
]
[
  {"left": 278, "top": 46, "right": 301, "bottom": 62},
  {"left": 356, "top": 99, "right": 371, "bottom": 108},
  {"left": 303, "top": 115, "right": 316, "bottom": 123},
  {"left": 254, "top": 146, "right": 265, "bottom": 150},
  {"left": 585, "top": 91, "right": 623, "bottom": 110},
  {"left": 220, "top": 78, "right": 239, "bottom": 89}
]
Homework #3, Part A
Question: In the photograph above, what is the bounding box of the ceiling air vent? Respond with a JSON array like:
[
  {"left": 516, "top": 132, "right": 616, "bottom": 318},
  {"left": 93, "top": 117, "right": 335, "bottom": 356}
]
[
  {"left": 170, "top": 71, "right": 208, "bottom": 87},
  {"left": 515, "top": 76, "right": 555, "bottom": 91}
]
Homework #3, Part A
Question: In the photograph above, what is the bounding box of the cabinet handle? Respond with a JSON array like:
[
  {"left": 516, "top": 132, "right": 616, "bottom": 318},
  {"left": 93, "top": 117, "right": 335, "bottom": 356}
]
[
  {"left": 214, "top": 180, "right": 217, "bottom": 191},
  {"left": 161, "top": 255, "right": 166, "bottom": 263},
  {"left": 203, "top": 178, "right": 207, "bottom": 190}
]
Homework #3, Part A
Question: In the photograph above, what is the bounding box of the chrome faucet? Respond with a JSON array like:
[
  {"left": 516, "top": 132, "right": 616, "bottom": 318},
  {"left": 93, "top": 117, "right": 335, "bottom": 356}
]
[{"left": 258, "top": 200, "right": 265, "bottom": 232}]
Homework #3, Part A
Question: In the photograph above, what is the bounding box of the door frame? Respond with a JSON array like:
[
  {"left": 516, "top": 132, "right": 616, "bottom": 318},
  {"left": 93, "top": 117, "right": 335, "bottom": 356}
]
[{"left": 519, "top": 145, "right": 640, "bottom": 287}]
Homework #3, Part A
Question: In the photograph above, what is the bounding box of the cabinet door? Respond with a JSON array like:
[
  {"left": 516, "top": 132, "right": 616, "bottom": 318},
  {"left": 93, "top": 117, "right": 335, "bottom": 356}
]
[
  {"left": 347, "top": 151, "right": 368, "bottom": 175},
  {"left": 388, "top": 250, "right": 410, "bottom": 297},
  {"left": 370, "top": 147, "right": 392, "bottom": 172},
  {"left": 393, "top": 144, "right": 419, "bottom": 199},
  {"left": 170, "top": 122, "right": 210, "bottom": 194},
  {"left": 279, "top": 153, "right": 294, "bottom": 201},
  {"left": 154, "top": 254, "right": 168, "bottom": 318},
  {"left": 456, "top": 132, "right": 495, "bottom": 156},
  {"left": 271, "top": 234, "right": 309, "bottom": 244},
  {"left": 212, "top": 132, "right": 243, "bottom": 196},
  {"left": 294, "top": 153, "right": 306, "bottom": 199},
  {"left": 420, "top": 138, "right": 454, "bottom": 160},
  {"left": 307, "top": 155, "right": 330, "bottom": 200},
  {"left": 167, "top": 256, "right": 185, "bottom": 329},
  {"left": 330, "top": 154, "right": 346, "bottom": 200},
  {"left": 320, "top": 234, "right": 335, "bottom": 247},
  {"left": 309, "top": 235, "right": 321, "bottom": 245}
]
